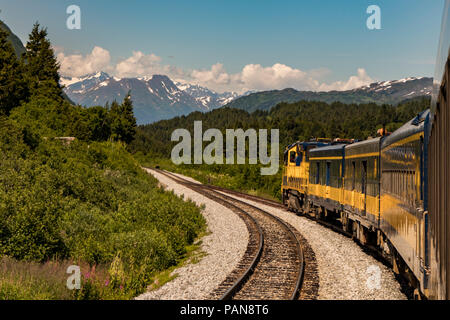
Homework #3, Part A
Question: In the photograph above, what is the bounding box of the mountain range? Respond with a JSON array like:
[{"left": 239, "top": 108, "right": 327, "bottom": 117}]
[
  {"left": 63, "top": 73, "right": 433, "bottom": 124},
  {"left": 61, "top": 72, "right": 240, "bottom": 124},
  {"left": 223, "top": 77, "right": 433, "bottom": 113}
]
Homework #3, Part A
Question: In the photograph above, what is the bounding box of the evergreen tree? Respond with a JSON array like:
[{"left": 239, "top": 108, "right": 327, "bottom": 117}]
[
  {"left": 108, "top": 100, "right": 121, "bottom": 141},
  {"left": 121, "top": 92, "right": 137, "bottom": 140},
  {"left": 24, "top": 22, "right": 62, "bottom": 99},
  {"left": 0, "top": 27, "right": 27, "bottom": 115},
  {"left": 108, "top": 92, "right": 137, "bottom": 144}
]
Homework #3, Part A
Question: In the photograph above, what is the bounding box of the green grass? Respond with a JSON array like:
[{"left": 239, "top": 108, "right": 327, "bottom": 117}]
[{"left": 0, "top": 257, "right": 75, "bottom": 300}]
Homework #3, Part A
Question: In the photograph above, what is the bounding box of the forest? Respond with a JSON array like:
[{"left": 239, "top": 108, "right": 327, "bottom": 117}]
[
  {"left": 130, "top": 97, "right": 430, "bottom": 199},
  {"left": 0, "top": 24, "right": 206, "bottom": 299}
]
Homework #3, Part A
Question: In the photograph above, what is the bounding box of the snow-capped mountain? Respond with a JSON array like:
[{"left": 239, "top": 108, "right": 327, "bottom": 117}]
[
  {"left": 62, "top": 73, "right": 432, "bottom": 124},
  {"left": 174, "top": 81, "right": 239, "bottom": 108},
  {"left": 355, "top": 77, "right": 432, "bottom": 97},
  {"left": 224, "top": 77, "right": 433, "bottom": 113},
  {"left": 61, "top": 72, "right": 241, "bottom": 124}
]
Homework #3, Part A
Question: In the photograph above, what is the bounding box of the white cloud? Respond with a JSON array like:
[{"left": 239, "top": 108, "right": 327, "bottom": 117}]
[
  {"left": 57, "top": 46, "right": 374, "bottom": 93},
  {"left": 241, "top": 63, "right": 320, "bottom": 92},
  {"left": 114, "top": 51, "right": 187, "bottom": 80},
  {"left": 57, "top": 46, "right": 111, "bottom": 78},
  {"left": 115, "top": 51, "right": 162, "bottom": 78},
  {"left": 317, "top": 68, "right": 374, "bottom": 91},
  {"left": 185, "top": 63, "right": 373, "bottom": 93},
  {"left": 185, "top": 63, "right": 317, "bottom": 93},
  {"left": 189, "top": 63, "right": 241, "bottom": 92}
]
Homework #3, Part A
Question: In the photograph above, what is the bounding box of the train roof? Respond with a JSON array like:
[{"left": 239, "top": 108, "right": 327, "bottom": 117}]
[
  {"left": 346, "top": 137, "right": 381, "bottom": 149},
  {"left": 285, "top": 141, "right": 329, "bottom": 151},
  {"left": 345, "top": 137, "right": 381, "bottom": 157},
  {"left": 309, "top": 144, "right": 346, "bottom": 159},
  {"left": 381, "top": 109, "right": 430, "bottom": 149}
]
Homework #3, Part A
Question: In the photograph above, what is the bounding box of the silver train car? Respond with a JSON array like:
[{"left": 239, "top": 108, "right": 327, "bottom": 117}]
[
  {"left": 427, "top": 0, "right": 450, "bottom": 300},
  {"left": 380, "top": 110, "right": 430, "bottom": 295}
]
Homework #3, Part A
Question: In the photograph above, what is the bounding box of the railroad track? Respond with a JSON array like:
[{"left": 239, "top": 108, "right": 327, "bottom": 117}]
[
  {"left": 150, "top": 169, "right": 314, "bottom": 300},
  {"left": 206, "top": 184, "right": 283, "bottom": 209},
  {"left": 208, "top": 184, "right": 362, "bottom": 241},
  {"left": 213, "top": 177, "right": 418, "bottom": 295},
  {"left": 207, "top": 176, "right": 402, "bottom": 284},
  {"left": 213, "top": 183, "right": 388, "bottom": 261}
]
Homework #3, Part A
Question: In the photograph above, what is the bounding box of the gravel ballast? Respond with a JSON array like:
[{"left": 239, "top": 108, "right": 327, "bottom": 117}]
[
  {"left": 135, "top": 169, "right": 249, "bottom": 300},
  {"left": 217, "top": 191, "right": 407, "bottom": 300}
]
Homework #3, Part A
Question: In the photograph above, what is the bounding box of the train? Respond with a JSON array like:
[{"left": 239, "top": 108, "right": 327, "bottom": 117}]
[{"left": 281, "top": 1, "right": 450, "bottom": 300}]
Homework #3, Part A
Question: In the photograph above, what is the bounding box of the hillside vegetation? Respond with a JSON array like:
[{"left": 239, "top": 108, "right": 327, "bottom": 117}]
[{"left": 0, "top": 23, "right": 205, "bottom": 299}]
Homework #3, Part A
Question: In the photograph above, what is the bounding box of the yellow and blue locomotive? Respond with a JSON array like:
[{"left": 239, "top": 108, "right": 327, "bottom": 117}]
[{"left": 282, "top": 140, "right": 329, "bottom": 211}]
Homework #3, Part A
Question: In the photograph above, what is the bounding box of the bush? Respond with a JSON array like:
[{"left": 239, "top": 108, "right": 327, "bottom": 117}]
[{"left": 0, "top": 117, "right": 206, "bottom": 299}]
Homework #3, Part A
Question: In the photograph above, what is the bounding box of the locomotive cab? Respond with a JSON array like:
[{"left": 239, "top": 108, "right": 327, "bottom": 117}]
[{"left": 281, "top": 141, "right": 329, "bottom": 212}]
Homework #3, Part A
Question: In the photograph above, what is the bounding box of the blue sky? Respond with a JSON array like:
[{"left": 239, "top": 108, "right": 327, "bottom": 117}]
[{"left": 0, "top": 0, "right": 445, "bottom": 93}]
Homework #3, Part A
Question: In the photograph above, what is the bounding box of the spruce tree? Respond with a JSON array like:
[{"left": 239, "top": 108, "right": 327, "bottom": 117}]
[
  {"left": 108, "top": 100, "right": 122, "bottom": 141},
  {"left": 24, "top": 22, "right": 62, "bottom": 99},
  {"left": 108, "top": 92, "right": 137, "bottom": 144},
  {"left": 0, "top": 27, "right": 27, "bottom": 115},
  {"left": 121, "top": 92, "right": 137, "bottom": 143}
]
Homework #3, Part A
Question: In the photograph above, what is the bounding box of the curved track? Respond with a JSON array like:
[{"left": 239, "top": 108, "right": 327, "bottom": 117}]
[
  {"left": 207, "top": 184, "right": 283, "bottom": 209},
  {"left": 151, "top": 169, "right": 311, "bottom": 300}
]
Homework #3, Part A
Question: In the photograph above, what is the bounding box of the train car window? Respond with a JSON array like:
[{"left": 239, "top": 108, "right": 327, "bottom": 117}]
[
  {"left": 352, "top": 161, "right": 356, "bottom": 190},
  {"left": 405, "top": 172, "right": 409, "bottom": 200},
  {"left": 316, "top": 162, "right": 320, "bottom": 184},
  {"left": 361, "top": 161, "right": 367, "bottom": 195},
  {"left": 374, "top": 158, "right": 378, "bottom": 179},
  {"left": 420, "top": 136, "right": 424, "bottom": 201},
  {"left": 296, "top": 152, "right": 303, "bottom": 166},
  {"left": 283, "top": 151, "right": 288, "bottom": 166},
  {"left": 402, "top": 172, "right": 405, "bottom": 199},
  {"left": 306, "top": 146, "right": 314, "bottom": 161},
  {"left": 326, "top": 162, "right": 331, "bottom": 186},
  {"left": 289, "top": 151, "right": 296, "bottom": 163},
  {"left": 371, "top": 158, "right": 377, "bottom": 197},
  {"left": 397, "top": 171, "right": 400, "bottom": 197},
  {"left": 389, "top": 171, "right": 392, "bottom": 196},
  {"left": 321, "top": 161, "right": 326, "bottom": 185},
  {"left": 401, "top": 171, "right": 405, "bottom": 199},
  {"left": 395, "top": 171, "right": 398, "bottom": 196},
  {"left": 440, "top": 81, "right": 447, "bottom": 101}
]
